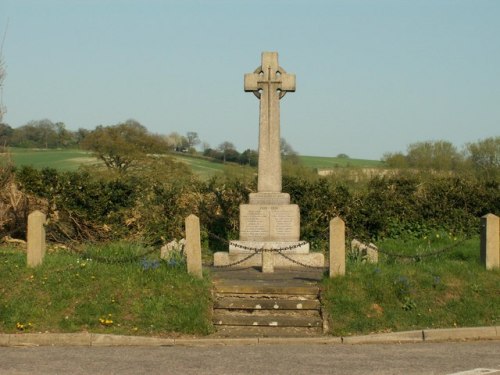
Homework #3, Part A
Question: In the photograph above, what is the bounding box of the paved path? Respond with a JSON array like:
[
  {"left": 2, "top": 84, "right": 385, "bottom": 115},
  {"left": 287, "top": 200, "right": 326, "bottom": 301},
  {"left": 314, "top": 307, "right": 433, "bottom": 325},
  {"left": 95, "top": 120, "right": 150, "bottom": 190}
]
[{"left": 1, "top": 341, "right": 499, "bottom": 375}]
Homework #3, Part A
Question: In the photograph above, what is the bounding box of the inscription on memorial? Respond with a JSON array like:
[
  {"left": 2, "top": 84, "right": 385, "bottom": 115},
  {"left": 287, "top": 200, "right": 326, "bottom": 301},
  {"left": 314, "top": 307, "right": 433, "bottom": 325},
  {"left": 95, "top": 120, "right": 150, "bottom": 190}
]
[{"left": 240, "top": 205, "right": 300, "bottom": 241}]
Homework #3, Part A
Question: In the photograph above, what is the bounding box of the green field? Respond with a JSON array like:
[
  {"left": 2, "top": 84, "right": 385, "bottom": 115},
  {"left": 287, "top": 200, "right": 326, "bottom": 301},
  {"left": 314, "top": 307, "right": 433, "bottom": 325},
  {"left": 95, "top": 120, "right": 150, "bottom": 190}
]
[
  {"left": 5, "top": 148, "right": 97, "bottom": 171},
  {"left": 3, "top": 148, "right": 383, "bottom": 177},
  {"left": 299, "top": 155, "right": 384, "bottom": 169}
]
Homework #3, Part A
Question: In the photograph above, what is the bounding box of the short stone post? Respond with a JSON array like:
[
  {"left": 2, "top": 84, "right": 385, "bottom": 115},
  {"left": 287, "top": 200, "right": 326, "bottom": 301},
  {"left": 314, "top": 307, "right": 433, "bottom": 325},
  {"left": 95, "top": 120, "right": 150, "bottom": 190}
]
[
  {"left": 329, "top": 217, "right": 345, "bottom": 277},
  {"left": 262, "top": 250, "right": 274, "bottom": 273},
  {"left": 27, "top": 210, "right": 46, "bottom": 268},
  {"left": 480, "top": 213, "right": 500, "bottom": 270},
  {"left": 185, "top": 214, "right": 202, "bottom": 278}
]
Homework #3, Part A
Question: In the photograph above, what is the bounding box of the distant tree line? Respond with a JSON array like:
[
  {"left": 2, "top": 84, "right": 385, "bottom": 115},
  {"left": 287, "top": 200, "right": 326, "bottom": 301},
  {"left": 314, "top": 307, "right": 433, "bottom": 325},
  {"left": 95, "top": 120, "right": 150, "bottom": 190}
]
[
  {"left": 382, "top": 138, "right": 500, "bottom": 180},
  {"left": 0, "top": 119, "right": 302, "bottom": 169}
]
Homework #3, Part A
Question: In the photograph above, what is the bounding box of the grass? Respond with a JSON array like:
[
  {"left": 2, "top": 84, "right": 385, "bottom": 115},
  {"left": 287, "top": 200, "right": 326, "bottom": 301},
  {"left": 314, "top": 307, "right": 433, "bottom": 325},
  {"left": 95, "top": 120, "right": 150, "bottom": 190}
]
[
  {"left": 299, "top": 155, "right": 384, "bottom": 169},
  {"left": 322, "top": 235, "right": 500, "bottom": 336},
  {"left": 5, "top": 148, "right": 384, "bottom": 178},
  {"left": 0, "top": 242, "right": 213, "bottom": 336},
  {"left": 6, "top": 148, "right": 97, "bottom": 171}
]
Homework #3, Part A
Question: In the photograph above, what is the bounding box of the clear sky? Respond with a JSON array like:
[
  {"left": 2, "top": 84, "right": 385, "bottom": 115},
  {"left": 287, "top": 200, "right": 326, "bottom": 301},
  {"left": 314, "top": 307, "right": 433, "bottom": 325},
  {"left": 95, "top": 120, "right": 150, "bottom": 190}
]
[{"left": 1, "top": 0, "right": 499, "bottom": 159}]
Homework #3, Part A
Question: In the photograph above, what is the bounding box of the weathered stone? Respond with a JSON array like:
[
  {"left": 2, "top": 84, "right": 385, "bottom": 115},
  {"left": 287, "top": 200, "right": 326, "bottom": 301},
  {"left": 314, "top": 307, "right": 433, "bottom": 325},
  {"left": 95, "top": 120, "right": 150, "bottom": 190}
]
[
  {"left": 160, "top": 238, "right": 185, "bottom": 260},
  {"left": 214, "top": 252, "right": 324, "bottom": 269},
  {"left": 27, "top": 210, "right": 46, "bottom": 268},
  {"left": 244, "top": 51, "right": 295, "bottom": 193},
  {"left": 185, "top": 214, "right": 202, "bottom": 278},
  {"left": 239, "top": 204, "right": 300, "bottom": 242},
  {"left": 351, "top": 239, "right": 378, "bottom": 263},
  {"left": 213, "top": 52, "right": 321, "bottom": 271},
  {"left": 262, "top": 251, "right": 274, "bottom": 273},
  {"left": 480, "top": 213, "right": 500, "bottom": 270},
  {"left": 329, "top": 217, "right": 345, "bottom": 277}
]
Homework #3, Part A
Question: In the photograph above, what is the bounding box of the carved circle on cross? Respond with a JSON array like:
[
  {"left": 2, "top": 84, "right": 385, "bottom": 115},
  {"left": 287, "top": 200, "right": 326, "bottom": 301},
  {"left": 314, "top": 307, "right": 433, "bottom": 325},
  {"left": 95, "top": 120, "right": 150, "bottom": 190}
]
[{"left": 252, "top": 66, "right": 289, "bottom": 100}]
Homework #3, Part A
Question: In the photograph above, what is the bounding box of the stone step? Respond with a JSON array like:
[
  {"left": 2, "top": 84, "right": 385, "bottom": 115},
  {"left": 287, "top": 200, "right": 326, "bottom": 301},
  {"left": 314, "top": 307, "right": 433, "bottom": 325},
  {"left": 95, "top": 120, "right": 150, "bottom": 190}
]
[
  {"left": 214, "top": 282, "right": 319, "bottom": 296},
  {"left": 213, "top": 310, "right": 322, "bottom": 328},
  {"left": 214, "top": 297, "right": 320, "bottom": 310},
  {"left": 213, "top": 325, "right": 323, "bottom": 338}
]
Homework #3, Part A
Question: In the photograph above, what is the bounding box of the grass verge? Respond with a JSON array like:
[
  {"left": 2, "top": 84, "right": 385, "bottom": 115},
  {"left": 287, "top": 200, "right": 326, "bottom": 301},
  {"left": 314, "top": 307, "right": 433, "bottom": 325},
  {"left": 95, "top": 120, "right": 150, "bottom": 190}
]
[
  {"left": 322, "top": 236, "right": 500, "bottom": 336},
  {"left": 0, "top": 242, "right": 213, "bottom": 336}
]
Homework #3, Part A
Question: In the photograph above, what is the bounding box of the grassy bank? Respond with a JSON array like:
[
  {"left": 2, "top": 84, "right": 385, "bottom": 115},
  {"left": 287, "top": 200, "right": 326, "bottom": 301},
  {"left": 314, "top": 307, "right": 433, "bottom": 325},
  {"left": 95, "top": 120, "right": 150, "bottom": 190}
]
[
  {"left": 322, "top": 236, "right": 500, "bottom": 336},
  {"left": 0, "top": 243, "right": 213, "bottom": 336},
  {"left": 1, "top": 236, "right": 498, "bottom": 337}
]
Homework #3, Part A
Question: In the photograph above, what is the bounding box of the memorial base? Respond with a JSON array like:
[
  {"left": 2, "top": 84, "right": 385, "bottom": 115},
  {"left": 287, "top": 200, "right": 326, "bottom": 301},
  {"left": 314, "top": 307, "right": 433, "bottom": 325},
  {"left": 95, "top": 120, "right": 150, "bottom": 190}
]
[
  {"left": 229, "top": 240, "right": 310, "bottom": 254},
  {"left": 213, "top": 251, "right": 324, "bottom": 269}
]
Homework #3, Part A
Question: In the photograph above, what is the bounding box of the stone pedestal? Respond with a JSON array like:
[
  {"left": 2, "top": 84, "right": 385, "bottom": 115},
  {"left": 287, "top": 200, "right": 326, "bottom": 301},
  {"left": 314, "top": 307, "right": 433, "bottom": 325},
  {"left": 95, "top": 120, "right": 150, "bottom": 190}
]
[{"left": 213, "top": 52, "right": 324, "bottom": 270}]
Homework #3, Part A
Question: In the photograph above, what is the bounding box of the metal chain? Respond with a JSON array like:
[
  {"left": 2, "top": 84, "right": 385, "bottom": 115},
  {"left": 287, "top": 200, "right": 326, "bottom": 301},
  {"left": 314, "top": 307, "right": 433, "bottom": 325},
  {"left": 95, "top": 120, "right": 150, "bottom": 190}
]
[
  {"left": 206, "top": 231, "right": 323, "bottom": 269},
  {"left": 350, "top": 236, "right": 470, "bottom": 260},
  {"left": 276, "top": 250, "right": 327, "bottom": 269},
  {"left": 207, "top": 251, "right": 259, "bottom": 269}
]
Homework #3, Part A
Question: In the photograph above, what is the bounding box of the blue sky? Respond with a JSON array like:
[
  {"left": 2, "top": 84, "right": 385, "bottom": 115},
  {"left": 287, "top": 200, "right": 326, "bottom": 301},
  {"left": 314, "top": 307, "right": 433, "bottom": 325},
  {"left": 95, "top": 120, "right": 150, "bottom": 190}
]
[{"left": 1, "top": 0, "right": 499, "bottom": 159}]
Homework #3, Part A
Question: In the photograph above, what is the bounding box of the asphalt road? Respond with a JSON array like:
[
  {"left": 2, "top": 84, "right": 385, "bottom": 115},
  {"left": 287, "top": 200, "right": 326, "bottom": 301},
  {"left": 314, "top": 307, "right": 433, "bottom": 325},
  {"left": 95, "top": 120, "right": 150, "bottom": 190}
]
[{"left": 1, "top": 341, "right": 499, "bottom": 375}]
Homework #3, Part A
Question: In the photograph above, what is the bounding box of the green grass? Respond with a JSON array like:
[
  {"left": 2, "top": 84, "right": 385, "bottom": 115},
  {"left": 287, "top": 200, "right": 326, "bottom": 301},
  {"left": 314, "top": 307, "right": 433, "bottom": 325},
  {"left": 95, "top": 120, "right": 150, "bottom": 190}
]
[
  {"left": 299, "top": 155, "right": 384, "bottom": 169},
  {"left": 322, "top": 235, "right": 500, "bottom": 336},
  {"left": 0, "top": 242, "right": 213, "bottom": 336},
  {"left": 6, "top": 148, "right": 97, "bottom": 171},
  {"left": 170, "top": 154, "right": 227, "bottom": 179},
  {"left": 5, "top": 148, "right": 384, "bottom": 177}
]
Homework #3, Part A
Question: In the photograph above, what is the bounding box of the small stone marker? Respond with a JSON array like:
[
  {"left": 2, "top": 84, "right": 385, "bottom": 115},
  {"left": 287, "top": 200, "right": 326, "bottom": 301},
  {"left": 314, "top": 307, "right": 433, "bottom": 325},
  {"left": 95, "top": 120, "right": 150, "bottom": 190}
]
[
  {"left": 480, "top": 213, "right": 499, "bottom": 270},
  {"left": 185, "top": 214, "right": 202, "bottom": 278},
  {"left": 27, "top": 210, "right": 46, "bottom": 268},
  {"left": 329, "top": 217, "right": 345, "bottom": 277},
  {"left": 262, "top": 250, "right": 274, "bottom": 273}
]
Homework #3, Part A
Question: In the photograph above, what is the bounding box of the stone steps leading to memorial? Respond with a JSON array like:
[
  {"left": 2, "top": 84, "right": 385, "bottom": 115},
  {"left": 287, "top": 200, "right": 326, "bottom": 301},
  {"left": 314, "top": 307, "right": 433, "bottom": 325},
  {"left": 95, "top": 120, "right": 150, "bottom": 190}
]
[{"left": 211, "top": 269, "right": 325, "bottom": 337}]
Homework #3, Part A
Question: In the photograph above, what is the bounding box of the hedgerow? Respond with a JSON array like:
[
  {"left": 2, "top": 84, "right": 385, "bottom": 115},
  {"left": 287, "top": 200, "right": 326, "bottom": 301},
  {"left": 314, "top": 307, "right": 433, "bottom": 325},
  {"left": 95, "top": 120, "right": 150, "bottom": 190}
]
[{"left": 2, "top": 165, "right": 498, "bottom": 247}]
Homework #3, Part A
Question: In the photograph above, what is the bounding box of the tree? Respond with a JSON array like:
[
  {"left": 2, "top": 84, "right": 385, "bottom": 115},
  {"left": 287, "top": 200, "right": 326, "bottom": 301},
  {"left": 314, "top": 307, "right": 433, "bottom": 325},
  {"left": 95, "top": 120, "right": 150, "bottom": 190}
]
[
  {"left": 382, "top": 152, "right": 408, "bottom": 169},
  {"left": 81, "top": 120, "right": 168, "bottom": 172},
  {"left": 406, "top": 140, "right": 462, "bottom": 171},
  {"left": 280, "top": 137, "right": 299, "bottom": 164},
  {"left": 239, "top": 149, "right": 258, "bottom": 167},
  {"left": 218, "top": 141, "right": 237, "bottom": 163},
  {"left": 186, "top": 131, "right": 200, "bottom": 149},
  {"left": 0, "top": 48, "right": 5, "bottom": 122},
  {"left": 466, "top": 136, "right": 500, "bottom": 179},
  {"left": 0, "top": 123, "right": 12, "bottom": 146}
]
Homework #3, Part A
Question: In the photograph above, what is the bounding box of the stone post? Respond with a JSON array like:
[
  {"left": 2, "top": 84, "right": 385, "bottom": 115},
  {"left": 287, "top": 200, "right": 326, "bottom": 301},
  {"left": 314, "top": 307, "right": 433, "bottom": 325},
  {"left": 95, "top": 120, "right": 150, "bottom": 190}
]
[
  {"left": 329, "top": 217, "right": 345, "bottom": 277},
  {"left": 262, "top": 250, "right": 274, "bottom": 273},
  {"left": 27, "top": 210, "right": 46, "bottom": 268},
  {"left": 480, "top": 213, "right": 500, "bottom": 270},
  {"left": 185, "top": 214, "right": 202, "bottom": 278}
]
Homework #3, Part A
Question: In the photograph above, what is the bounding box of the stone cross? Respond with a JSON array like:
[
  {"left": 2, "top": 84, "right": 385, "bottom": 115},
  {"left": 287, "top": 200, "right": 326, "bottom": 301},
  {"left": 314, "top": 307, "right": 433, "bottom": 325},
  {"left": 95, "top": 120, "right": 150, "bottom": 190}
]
[{"left": 244, "top": 52, "right": 296, "bottom": 193}]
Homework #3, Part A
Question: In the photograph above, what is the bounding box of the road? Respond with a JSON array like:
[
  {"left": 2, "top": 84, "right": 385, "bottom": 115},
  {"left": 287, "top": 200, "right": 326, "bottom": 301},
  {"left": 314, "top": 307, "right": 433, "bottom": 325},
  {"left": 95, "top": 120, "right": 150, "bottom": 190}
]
[{"left": 1, "top": 341, "right": 499, "bottom": 375}]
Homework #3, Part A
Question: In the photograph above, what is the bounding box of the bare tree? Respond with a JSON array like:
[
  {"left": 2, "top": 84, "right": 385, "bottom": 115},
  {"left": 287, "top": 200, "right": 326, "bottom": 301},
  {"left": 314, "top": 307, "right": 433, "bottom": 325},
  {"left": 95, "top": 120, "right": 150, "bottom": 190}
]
[{"left": 0, "top": 20, "right": 8, "bottom": 122}]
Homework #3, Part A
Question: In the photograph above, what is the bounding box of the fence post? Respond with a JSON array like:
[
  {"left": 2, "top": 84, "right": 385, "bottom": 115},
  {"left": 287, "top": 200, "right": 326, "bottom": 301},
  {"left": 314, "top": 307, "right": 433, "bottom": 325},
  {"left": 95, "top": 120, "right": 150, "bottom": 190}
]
[
  {"left": 480, "top": 213, "right": 500, "bottom": 270},
  {"left": 185, "top": 214, "right": 202, "bottom": 278},
  {"left": 27, "top": 210, "right": 46, "bottom": 268},
  {"left": 329, "top": 217, "right": 345, "bottom": 277}
]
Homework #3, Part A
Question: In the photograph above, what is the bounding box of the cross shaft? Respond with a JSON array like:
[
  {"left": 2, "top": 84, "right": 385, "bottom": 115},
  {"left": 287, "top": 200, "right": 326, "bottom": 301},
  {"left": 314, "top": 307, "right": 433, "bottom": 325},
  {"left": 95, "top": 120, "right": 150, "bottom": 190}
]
[{"left": 244, "top": 52, "right": 296, "bottom": 193}]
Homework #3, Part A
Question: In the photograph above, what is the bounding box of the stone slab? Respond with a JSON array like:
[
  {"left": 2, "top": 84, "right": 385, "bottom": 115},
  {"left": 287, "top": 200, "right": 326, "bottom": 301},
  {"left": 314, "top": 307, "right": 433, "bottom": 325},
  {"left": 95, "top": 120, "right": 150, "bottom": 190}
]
[
  {"left": 229, "top": 241, "right": 310, "bottom": 254},
  {"left": 213, "top": 326, "right": 324, "bottom": 338},
  {"left": 214, "top": 282, "right": 319, "bottom": 296},
  {"left": 91, "top": 334, "right": 174, "bottom": 346},
  {"left": 213, "top": 311, "right": 322, "bottom": 327},
  {"left": 249, "top": 192, "right": 290, "bottom": 205},
  {"left": 174, "top": 337, "right": 258, "bottom": 346},
  {"left": 9, "top": 333, "right": 91, "bottom": 346},
  {"left": 214, "top": 251, "right": 324, "bottom": 268},
  {"left": 342, "top": 330, "right": 424, "bottom": 344},
  {"left": 258, "top": 336, "right": 342, "bottom": 344},
  {"left": 214, "top": 298, "right": 320, "bottom": 310},
  {"left": 0, "top": 334, "right": 10, "bottom": 346},
  {"left": 239, "top": 204, "right": 300, "bottom": 242},
  {"left": 423, "top": 327, "right": 498, "bottom": 342}
]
